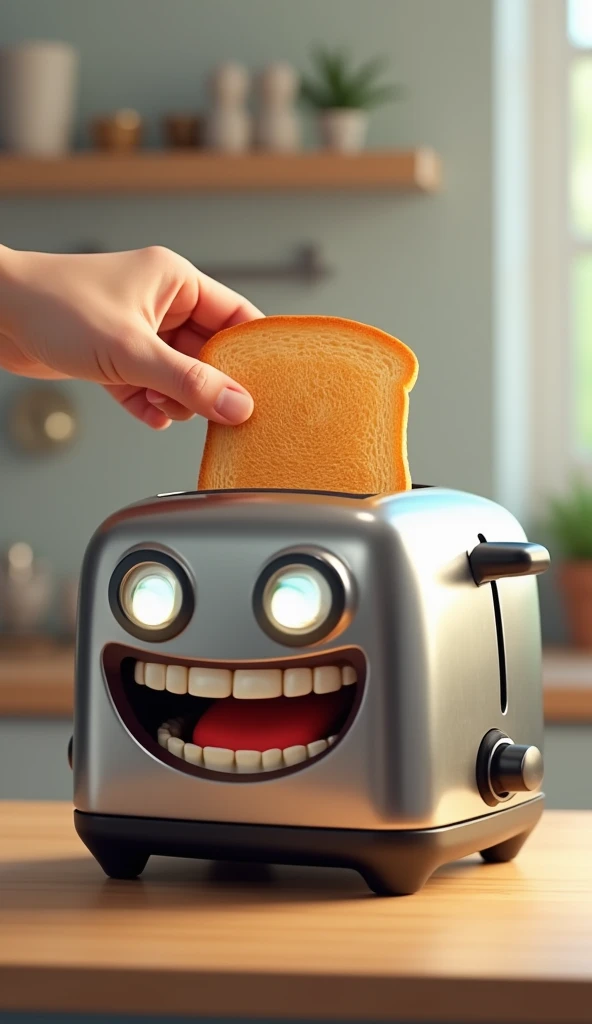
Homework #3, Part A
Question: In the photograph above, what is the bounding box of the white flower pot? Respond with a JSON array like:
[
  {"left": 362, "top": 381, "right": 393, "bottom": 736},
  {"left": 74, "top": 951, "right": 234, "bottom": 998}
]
[
  {"left": 0, "top": 41, "right": 78, "bottom": 155},
  {"left": 319, "top": 108, "right": 368, "bottom": 152}
]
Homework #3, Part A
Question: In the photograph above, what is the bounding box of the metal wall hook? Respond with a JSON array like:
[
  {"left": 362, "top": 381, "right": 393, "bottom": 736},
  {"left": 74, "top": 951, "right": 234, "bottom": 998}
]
[
  {"left": 74, "top": 242, "right": 332, "bottom": 285},
  {"left": 199, "top": 244, "right": 332, "bottom": 284}
]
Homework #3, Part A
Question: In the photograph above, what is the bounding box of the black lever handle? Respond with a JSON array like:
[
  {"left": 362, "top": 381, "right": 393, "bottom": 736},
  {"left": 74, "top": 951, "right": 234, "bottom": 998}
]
[{"left": 468, "top": 541, "right": 550, "bottom": 586}]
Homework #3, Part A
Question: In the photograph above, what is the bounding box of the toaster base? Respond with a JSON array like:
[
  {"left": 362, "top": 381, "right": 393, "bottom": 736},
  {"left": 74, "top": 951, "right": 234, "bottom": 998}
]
[{"left": 74, "top": 796, "right": 544, "bottom": 896}]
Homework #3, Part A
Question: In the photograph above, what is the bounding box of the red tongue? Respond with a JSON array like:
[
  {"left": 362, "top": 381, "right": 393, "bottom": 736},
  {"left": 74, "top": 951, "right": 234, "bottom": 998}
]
[{"left": 193, "top": 688, "right": 354, "bottom": 752}]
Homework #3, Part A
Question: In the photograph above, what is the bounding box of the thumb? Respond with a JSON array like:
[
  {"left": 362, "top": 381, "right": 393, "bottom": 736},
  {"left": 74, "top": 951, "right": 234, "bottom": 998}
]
[{"left": 135, "top": 337, "right": 254, "bottom": 425}]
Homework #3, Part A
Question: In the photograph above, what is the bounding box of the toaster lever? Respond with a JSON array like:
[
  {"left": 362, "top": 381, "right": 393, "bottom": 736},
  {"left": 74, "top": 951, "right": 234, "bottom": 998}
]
[{"left": 468, "top": 541, "right": 550, "bottom": 586}]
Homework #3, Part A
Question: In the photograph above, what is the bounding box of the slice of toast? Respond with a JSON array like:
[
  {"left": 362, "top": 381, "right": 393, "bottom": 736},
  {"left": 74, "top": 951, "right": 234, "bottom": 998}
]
[{"left": 197, "top": 315, "right": 418, "bottom": 495}]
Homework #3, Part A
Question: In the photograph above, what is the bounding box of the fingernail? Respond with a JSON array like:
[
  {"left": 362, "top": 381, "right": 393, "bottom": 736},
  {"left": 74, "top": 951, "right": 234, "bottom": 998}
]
[
  {"left": 144, "top": 406, "right": 172, "bottom": 430},
  {"left": 146, "top": 389, "right": 168, "bottom": 405},
  {"left": 214, "top": 388, "right": 253, "bottom": 424}
]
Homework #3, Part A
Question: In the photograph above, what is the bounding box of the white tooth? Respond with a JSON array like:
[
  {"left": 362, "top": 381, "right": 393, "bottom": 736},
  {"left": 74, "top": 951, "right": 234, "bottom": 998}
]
[
  {"left": 313, "top": 666, "right": 341, "bottom": 694},
  {"left": 307, "top": 739, "right": 328, "bottom": 757},
  {"left": 145, "top": 663, "right": 166, "bottom": 690},
  {"left": 157, "top": 728, "right": 171, "bottom": 748},
  {"left": 327, "top": 735, "right": 337, "bottom": 746},
  {"left": 283, "top": 744, "right": 307, "bottom": 766},
  {"left": 167, "top": 737, "right": 185, "bottom": 758},
  {"left": 262, "top": 748, "right": 282, "bottom": 771},
  {"left": 233, "top": 668, "right": 282, "bottom": 699},
  {"left": 166, "top": 719, "right": 182, "bottom": 738},
  {"left": 134, "top": 661, "right": 145, "bottom": 685},
  {"left": 283, "top": 667, "right": 312, "bottom": 697},
  {"left": 235, "top": 750, "right": 262, "bottom": 773},
  {"left": 184, "top": 743, "right": 203, "bottom": 766},
  {"left": 203, "top": 746, "right": 235, "bottom": 771},
  {"left": 166, "top": 664, "right": 188, "bottom": 694},
  {"left": 188, "top": 667, "right": 232, "bottom": 698},
  {"left": 342, "top": 666, "right": 357, "bottom": 686}
]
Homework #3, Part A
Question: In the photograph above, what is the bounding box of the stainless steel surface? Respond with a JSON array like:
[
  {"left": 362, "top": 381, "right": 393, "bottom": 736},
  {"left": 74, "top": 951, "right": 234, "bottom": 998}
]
[{"left": 73, "top": 487, "right": 545, "bottom": 830}]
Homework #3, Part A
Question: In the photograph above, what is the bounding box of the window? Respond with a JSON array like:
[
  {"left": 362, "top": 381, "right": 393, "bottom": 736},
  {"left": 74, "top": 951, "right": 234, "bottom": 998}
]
[
  {"left": 495, "top": 0, "right": 592, "bottom": 515},
  {"left": 569, "top": 0, "right": 592, "bottom": 458}
]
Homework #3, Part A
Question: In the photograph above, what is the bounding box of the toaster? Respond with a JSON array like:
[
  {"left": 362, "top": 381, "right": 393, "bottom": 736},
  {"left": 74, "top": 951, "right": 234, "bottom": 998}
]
[{"left": 71, "top": 485, "right": 549, "bottom": 896}]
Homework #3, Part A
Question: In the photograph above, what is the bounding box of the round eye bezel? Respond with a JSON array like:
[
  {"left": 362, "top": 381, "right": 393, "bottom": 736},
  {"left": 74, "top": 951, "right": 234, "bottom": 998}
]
[
  {"left": 109, "top": 549, "right": 194, "bottom": 642},
  {"left": 253, "top": 551, "right": 348, "bottom": 647}
]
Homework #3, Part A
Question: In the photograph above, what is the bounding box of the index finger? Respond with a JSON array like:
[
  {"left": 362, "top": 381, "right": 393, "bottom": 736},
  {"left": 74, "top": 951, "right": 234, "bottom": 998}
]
[{"left": 191, "top": 269, "right": 264, "bottom": 337}]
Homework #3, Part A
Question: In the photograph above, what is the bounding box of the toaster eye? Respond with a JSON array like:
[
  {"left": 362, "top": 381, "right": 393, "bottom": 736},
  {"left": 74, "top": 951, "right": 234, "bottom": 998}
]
[
  {"left": 121, "top": 564, "right": 181, "bottom": 629},
  {"left": 254, "top": 553, "right": 348, "bottom": 646},
  {"left": 109, "top": 551, "right": 194, "bottom": 641}
]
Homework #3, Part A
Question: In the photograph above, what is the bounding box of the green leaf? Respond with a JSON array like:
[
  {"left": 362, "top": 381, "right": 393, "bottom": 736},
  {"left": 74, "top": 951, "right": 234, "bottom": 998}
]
[
  {"left": 300, "top": 45, "right": 403, "bottom": 110},
  {"left": 547, "top": 474, "right": 592, "bottom": 559}
]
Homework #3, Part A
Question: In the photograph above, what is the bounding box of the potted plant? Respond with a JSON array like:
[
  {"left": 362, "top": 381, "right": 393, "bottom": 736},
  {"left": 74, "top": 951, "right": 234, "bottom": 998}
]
[
  {"left": 548, "top": 476, "right": 592, "bottom": 648},
  {"left": 300, "top": 47, "right": 403, "bottom": 153}
]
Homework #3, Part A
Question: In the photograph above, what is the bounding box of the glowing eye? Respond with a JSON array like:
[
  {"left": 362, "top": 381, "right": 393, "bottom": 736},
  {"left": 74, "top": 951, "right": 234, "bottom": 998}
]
[
  {"left": 120, "top": 563, "right": 182, "bottom": 629},
  {"left": 263, "top": 565, "right": 332, "bottom": 635}
]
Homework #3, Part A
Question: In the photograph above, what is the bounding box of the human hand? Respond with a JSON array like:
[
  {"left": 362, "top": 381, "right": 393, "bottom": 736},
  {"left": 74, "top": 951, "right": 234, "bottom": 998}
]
[{"left": 0, "top": 244, "right": 264, "bottom": 429}]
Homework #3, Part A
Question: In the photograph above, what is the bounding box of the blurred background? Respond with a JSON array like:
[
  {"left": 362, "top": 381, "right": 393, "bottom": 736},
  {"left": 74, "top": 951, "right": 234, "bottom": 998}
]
[{"left": 0, "top": 0, "right": 590, "bottom": 806}]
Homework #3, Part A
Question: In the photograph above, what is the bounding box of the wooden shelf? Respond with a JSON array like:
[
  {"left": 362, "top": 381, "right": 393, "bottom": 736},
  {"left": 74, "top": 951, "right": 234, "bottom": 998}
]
[
  {"left": 1, "top": 803, "right": 591, "bottom": 1020},
  {"left": 0, "top": 644, "right": 73, "bottom": 717},
  {"left": 542, "top": 646, "right": 592, "bottom": 723},
  {"left": 1, "top": 643, "right": 590, "bottom": 720},
  {"left": 0, "top": 148, "right": 441, "bottom": 195}
]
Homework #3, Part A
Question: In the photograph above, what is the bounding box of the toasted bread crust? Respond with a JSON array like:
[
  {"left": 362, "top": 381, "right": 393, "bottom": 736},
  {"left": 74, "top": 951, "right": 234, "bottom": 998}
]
[{"left": 198, "top": 315, "right": 418, "bottom": 495}]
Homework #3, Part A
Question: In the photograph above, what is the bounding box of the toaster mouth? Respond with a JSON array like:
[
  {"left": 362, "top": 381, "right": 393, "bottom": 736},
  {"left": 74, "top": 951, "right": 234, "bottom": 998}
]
[{"left": 103, "top": 644, "right": 365, "bottom": 781}]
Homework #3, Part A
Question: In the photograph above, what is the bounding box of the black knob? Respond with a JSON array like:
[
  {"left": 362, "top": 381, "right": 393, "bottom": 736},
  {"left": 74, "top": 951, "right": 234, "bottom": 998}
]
[
  {"left": 476, "top": 730, "right": 544, "bottom": 806},
  {"left": 490, "top": 742, "right": 544, "bottom": 797}
]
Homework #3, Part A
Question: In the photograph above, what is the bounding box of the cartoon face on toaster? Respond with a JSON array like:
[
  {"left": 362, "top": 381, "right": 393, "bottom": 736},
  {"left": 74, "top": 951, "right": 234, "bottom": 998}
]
[{"left": 73, "top": 485, "right": 549, "bottom": 894}]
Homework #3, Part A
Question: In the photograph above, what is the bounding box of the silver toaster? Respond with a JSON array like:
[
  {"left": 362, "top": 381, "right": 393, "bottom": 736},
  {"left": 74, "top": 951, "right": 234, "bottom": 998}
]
[{"left": 71, "top": 485, "right": 549, "bottom": 895}]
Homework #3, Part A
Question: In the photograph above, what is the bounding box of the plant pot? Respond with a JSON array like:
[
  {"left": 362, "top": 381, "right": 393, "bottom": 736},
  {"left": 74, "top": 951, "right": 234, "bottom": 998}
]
[
  {"left": 319, "top": 108, "right": 368, "bottom": 152},
  {"left": 557, "top": 561, "right": 592, "bottom": 648}
]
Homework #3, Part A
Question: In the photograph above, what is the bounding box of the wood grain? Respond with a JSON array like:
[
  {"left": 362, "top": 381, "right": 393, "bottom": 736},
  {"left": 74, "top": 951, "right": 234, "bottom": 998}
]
[
  {"left": 0, "top": 803, "right": 590, "bottom": 1021},
  {"left": 0, "top": 148, "right": 441, "bottom": 194},
  {"left": 2, "top": 645, "right": 591, "bottom": 721}
]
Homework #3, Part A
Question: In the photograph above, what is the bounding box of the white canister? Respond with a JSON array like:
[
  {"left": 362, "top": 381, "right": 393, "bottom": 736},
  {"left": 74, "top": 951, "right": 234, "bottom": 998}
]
[
  {"left": 256, "top": 63, "right": 301, "bottom": 152},
  {"left": 0, "top": 40, "right": 78, "bottom": 156},
  {"left": 206, "top": 62, "right": 251, "bottom": 152}
]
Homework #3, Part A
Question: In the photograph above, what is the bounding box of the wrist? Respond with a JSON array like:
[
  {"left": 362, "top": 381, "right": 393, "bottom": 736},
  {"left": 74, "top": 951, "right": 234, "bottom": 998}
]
[{"left": 0, "top": 245, "right": 25, "bottom": 338}]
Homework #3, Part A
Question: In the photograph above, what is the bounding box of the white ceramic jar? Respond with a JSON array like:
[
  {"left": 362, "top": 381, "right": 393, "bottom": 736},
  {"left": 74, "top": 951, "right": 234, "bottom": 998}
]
[
  {"left": 207, "top": 62, "right": 252, "bottom": 152},
  {"left": 256, "top": 62, "right": 301, "bottom": 151},
  {"left": 0, "top": 40, "right": 78, "bottom": 155}
]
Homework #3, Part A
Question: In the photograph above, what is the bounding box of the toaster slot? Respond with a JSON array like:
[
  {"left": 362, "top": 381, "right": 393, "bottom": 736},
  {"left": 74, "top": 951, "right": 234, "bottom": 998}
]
[{"left": 477, "top": 533, "right": 508, "bottom": 714}]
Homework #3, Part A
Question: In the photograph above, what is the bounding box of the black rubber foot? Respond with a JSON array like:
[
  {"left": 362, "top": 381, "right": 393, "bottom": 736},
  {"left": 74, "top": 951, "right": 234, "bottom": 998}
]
[
  {"left": 85, "top": 840, "right": 150, "bottom": 880},
  {"left": 480, "top": 828, "right": 532, "bottom": 864},
  {"left": 74, "top": 795, "right": 544, "bottom": 896}
]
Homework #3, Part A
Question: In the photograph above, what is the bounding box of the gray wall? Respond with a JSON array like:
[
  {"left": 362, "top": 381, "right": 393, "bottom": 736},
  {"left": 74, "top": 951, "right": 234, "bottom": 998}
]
[{"left": 0, "top": 0, "right": 493, "bottom": 581}]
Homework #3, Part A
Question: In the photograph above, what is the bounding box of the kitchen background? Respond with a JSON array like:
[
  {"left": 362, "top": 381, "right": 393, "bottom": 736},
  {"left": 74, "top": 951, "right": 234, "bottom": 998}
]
[{"left": 0, "top": 0, "right": 590, "bottom": 805}]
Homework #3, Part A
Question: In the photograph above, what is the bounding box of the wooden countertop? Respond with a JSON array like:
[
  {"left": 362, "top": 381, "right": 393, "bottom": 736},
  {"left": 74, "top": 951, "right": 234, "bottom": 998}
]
[
  {"left": 0, "top": 803, "right": 590, "bottom": 1021},
  {"left": 1, "top": 644, "right": 592, "bottom": 722}
]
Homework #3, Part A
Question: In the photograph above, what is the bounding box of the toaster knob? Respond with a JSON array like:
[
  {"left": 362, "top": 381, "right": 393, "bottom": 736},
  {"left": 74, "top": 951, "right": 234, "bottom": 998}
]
[
  {"left": 476, "top": 729, "right": 544, "bottom": 805},
  {"left": 490, "top": 742, "right": 544, "bottom": 797}
]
